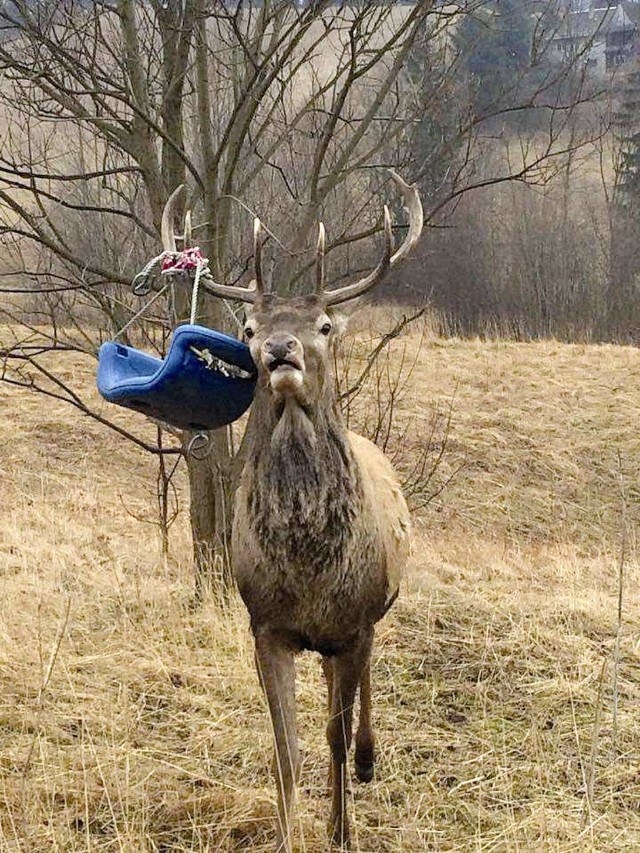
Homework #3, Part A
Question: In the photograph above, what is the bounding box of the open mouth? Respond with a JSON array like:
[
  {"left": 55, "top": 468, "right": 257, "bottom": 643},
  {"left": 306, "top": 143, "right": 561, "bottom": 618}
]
[{"left": 267, "top": 357, "right": 302, "bottom": 373}]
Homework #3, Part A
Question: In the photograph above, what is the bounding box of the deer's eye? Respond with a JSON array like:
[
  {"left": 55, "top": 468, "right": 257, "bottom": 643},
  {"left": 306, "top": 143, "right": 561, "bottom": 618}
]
[
  {"left": 320, "top": 322, "right": 332, "bottom": 336},
  {"left": 244, "top": 326, "right": 255, "bottom": 340}
]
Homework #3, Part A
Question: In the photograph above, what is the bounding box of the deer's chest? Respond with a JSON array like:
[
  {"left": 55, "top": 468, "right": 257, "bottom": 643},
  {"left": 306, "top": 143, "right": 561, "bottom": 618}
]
[
  {"left": 232, "top": 436, "right": 389, "bottom": 636},
  {"left": 233, "top": 507, "right": 387, "bottom": 640}
]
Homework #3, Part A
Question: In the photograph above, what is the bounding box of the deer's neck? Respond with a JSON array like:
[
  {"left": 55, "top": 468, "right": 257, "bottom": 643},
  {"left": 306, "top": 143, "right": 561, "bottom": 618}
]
[{"left": 243, "top": 388, "right": 362, "bottom": 567}]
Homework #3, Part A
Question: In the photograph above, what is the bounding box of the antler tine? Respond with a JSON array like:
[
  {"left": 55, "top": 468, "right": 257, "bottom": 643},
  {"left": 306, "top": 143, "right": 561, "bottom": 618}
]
[
  {"left": 183, "top": 209, "right": 192, "bottom": 248},
  {"left": 315, "top": 222, "right": 326, "bottom": 293},
  {"left": 253, "top": 217, "right": 266, "bottom": 295},
  {"left": 324, "top": 205, "right": 394, "bottom": 307},
  {"left": 323, "top": 170, "right": 423, "bottom": 307},
  {"left": 191, "top": 216, "right": 262, "bottom": 305},
  {"left": 387, "top": 168, "right": 423, "bottom": 267},
  {"left": 161, "top": 184, "right": 185, "bottom": 253}
]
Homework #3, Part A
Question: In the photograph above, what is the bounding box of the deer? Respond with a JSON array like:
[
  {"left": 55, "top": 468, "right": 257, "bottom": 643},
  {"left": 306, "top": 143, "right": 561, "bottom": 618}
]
[{"left": 161, "top": 170, "right": 423, "bottom": 852}]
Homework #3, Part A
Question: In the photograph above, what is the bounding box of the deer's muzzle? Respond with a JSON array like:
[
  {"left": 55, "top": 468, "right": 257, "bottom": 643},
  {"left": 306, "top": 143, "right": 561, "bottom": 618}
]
[
  {"left": 261, "top": 333, "right": 305, "bottom": 395},
  {"left": 262, "top": 334, "right": 304, "bottom": 372}
]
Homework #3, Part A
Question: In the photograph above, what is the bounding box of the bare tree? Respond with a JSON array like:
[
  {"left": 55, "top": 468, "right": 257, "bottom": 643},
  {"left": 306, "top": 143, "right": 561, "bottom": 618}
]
[{"left": 0, "top": 0, "right": 601, "bottom": 593}]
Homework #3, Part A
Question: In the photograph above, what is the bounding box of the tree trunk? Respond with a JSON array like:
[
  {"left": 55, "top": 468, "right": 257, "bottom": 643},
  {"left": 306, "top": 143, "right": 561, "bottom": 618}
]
[
  {"left": 168, "top": 263, "right": 237, "bottom": 599},
  {"left": 186, "top": 427, "right": 236, "bottom": 600}
]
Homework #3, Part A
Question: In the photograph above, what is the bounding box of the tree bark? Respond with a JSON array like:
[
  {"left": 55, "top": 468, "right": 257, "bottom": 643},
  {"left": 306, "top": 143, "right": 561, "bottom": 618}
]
[{"left": 186, "top": 429, "right": 236, "bottom": 600}]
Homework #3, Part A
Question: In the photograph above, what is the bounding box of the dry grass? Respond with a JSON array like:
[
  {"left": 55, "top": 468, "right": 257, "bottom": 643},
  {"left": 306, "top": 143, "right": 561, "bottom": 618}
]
[{"left": 2, "top": 324, "right": 640, "bottom": 851}]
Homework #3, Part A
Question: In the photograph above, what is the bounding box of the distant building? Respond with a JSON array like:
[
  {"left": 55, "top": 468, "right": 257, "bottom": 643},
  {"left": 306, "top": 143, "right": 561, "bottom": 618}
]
[{"left": 550, "top": 0, "right": 640, "bottom": 74}]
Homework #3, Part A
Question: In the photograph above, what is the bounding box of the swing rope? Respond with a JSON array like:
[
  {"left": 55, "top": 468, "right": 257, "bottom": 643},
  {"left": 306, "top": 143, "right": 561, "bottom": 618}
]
[
  {"left": 123, "top": 245, "right": 243, "bottom": 341},
  {"left": 189, "top": 259, "right": 203, "bottom": 325},
  {"left": 113, "top": 280, "right": 172, "bottom": 341}
]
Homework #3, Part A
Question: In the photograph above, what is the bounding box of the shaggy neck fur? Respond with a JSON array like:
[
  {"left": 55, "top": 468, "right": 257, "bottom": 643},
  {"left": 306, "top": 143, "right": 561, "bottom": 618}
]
[{"left": 245, "top": 383, "right": 362, "bottom": 571}]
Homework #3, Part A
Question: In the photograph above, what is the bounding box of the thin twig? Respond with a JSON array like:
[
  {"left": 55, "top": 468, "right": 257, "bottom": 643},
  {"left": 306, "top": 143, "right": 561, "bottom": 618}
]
[
  {"left": 582, "top": 658, "right": 608, "bottom": 830},
  {"left": 612, "top": 450, "right": 627, "bottom": 755},
  {"left": 339, "top": 307, "right": 426, "bottom": 404},
  {"left": 22, "top": 597, "right": 72, "bottom": 777}
]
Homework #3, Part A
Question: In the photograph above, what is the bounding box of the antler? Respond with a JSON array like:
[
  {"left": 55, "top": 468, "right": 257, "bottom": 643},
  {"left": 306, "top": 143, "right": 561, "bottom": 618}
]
[
  {"left": 158, "top": 170, "right": 421, "bottom": 307},
  {"left": 318, "top": 169, "right": 423, "bottom": 307},
  {"left": 253, "top": 218, "right": 268, "bottom": 295},
  {"left": 160, "top": 186, "right": 263, "bottom": 303},
  {"left": 315, "top": 222, "right": 326, "bottom": 291},
  {"left": 161, "top": 184, "right": 184, "bottom": 253},
  {"left": 160, "top": 184, "right": 193, "bottom": 250}
]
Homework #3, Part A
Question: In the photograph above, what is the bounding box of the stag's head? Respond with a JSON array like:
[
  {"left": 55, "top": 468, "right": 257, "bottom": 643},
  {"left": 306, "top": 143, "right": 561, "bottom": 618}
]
[
  {"left": 162, "top": 171, "right": 422, "bottom": 409},
  {"left": 241, "top": 292, "right": 337, "bottom": 406}
]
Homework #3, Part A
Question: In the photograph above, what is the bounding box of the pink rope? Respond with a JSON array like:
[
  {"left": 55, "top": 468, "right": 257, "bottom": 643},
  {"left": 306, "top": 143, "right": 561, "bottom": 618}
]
[{"left": 161, "top": 247, "right": 205, "bottom": 273}]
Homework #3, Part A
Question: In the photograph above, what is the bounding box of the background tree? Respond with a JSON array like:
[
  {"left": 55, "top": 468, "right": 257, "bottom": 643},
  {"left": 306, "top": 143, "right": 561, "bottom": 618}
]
[
  {"left": 452, "top": 0, "right": 538, "bottom": 121},
  {"left": 609, "top": 58, "right": 640, "bottom": 338}
]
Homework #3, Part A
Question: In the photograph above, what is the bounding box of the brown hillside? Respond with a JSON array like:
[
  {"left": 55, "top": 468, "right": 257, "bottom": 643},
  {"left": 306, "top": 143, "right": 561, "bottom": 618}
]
[{"left": 1, "top": 327, "right": 640, "bottom": 851}]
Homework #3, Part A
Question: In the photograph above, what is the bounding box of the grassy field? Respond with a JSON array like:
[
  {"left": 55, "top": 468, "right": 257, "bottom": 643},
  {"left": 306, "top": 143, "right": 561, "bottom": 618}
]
[{"left": 2, "top": 321, "right": 640, "bottom": 851}]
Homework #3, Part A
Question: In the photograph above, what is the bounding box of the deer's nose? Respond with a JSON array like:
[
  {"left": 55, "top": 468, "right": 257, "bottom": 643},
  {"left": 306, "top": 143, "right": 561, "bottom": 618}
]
[
  {"left": 261, "top": 333, "right": 304, "bottom": 374},
  {"left": 263, "top": 333, "right": 299, "bottom": 361}
]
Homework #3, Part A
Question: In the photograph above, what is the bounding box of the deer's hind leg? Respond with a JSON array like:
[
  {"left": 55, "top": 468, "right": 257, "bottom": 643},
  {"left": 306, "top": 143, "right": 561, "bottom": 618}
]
[
  {"left": 255, "top": 631, "right": 300, "bottom": 853},
  {"left": 354, "top": 657, "right": 375, "bottom": 783}
]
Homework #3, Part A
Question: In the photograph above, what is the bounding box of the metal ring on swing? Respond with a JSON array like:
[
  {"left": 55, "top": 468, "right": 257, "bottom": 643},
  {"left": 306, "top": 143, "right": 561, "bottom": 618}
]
[
  {"left": 186, "top": 432, "right": 211, "bottom": 460},
  {"left": 132, "top": 269, "right": 153, "bottom": 296}
]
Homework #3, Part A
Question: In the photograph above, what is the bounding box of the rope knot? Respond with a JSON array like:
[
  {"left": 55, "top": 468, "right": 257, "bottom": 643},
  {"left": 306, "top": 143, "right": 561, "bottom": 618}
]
[{"left": 161, "top": 247, "right": 207, "bottom": 274}]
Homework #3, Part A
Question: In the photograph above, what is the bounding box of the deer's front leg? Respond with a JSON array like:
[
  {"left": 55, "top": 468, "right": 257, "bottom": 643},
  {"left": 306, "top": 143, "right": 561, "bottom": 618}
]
[
  {"left": 322, "top": 655, "right": 334, "bottom": 795},
  {"left": 255, "top": 631, "right": 299, "bottom": 853},
  {"left": 326, "top": 630, "right": 373, "bottom": 849}
]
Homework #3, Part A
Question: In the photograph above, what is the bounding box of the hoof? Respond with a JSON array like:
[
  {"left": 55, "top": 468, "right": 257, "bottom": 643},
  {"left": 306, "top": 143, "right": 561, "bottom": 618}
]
[{"left": 355, "top": 761, "right": 374, "bottom": 783}]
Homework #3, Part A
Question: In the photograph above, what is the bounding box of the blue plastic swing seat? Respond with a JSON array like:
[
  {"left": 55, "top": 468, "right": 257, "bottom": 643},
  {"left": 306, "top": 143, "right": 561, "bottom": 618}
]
[{"left": 97, "top": 324, "right": 257, "bottom": 431}]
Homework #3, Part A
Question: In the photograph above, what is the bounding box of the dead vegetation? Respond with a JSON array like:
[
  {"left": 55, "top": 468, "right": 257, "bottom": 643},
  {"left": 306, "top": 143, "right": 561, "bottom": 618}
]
[{"left": 2, "top": 321, "right": 640, "bottom": 851}]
